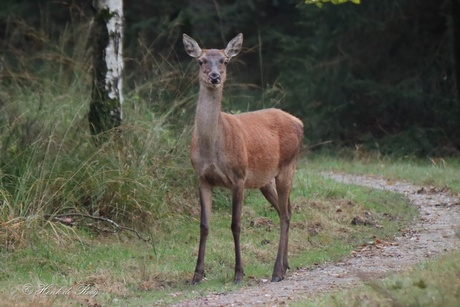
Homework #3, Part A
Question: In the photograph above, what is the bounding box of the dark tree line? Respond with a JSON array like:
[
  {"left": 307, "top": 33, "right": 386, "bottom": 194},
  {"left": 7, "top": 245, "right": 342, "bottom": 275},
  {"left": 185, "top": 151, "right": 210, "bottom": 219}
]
[{"left": 1, "top": 0, "right": 459, "bottom": 155}]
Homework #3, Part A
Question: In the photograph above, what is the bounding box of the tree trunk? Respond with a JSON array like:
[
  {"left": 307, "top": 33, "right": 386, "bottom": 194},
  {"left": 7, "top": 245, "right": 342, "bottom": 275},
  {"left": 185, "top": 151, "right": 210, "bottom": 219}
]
[{"left": 89, "top": 0, "right": 124, "bottom": 141}]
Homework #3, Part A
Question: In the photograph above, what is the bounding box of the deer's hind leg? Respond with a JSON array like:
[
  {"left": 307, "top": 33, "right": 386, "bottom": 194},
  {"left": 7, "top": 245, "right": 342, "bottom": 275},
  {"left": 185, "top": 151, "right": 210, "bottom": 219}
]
[
  {"left": 271, "top": 165, "right": 295, "bottom": 282},
  {"left": 260, "top": 176, "right": 292, "bottom": 282}
]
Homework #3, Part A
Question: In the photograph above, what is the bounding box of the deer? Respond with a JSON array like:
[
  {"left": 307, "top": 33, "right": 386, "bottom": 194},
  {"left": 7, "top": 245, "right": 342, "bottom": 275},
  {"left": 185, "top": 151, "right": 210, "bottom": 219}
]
[{"left": 183, "top": 33, "right": 304, "bottom": 284}]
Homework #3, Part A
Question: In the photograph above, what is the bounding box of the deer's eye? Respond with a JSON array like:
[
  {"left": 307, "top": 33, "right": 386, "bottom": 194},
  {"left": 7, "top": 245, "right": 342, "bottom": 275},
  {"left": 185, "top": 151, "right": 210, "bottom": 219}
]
[
  {"left": 224, "top": 59, "right": 229, "bottom": 65},
  {"left": 198, "top": 58, "right": 206, "bottom": 66}
]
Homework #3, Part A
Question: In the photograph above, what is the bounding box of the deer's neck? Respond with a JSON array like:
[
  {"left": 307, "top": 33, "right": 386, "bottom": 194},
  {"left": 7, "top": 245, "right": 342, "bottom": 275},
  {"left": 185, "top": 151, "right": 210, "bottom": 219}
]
[{"left": 194, "top": 85, "right": 224, "bottom": 151}]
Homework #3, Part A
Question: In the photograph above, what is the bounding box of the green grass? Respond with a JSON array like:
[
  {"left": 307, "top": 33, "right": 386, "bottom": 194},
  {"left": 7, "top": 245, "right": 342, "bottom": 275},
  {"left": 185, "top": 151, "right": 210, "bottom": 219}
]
[{"left": 0, "top": 160, "right": 418, "bottom": 306}]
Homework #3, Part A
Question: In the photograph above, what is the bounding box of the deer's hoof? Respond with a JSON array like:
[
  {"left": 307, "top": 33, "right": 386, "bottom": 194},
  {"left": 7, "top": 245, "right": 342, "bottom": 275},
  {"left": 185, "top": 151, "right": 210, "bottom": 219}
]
[
  {"left": 271, "top": 276, "right": 284, "bottom": 282},
  {"left": 192, "top": 272, "right": 205, "bottom": 285},
  {"left": 234, "top": 272, "right": 244, "bottom": 283}
]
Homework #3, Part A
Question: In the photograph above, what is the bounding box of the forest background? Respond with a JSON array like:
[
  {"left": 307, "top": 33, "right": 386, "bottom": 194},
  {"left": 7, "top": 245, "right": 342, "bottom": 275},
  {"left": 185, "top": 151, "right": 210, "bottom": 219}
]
[{"left": 1, "top": 0, "right": 459, "bottom": 156}]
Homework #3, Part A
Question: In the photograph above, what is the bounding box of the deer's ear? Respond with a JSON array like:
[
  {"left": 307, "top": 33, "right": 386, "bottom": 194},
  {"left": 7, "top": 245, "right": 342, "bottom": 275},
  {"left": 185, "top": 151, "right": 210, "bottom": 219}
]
[
  {"left": 224, "top": 33, "right": 243, "bottom": 58},
  {"left": 183, "top": 34, "right": 202, "bottom": 58}
]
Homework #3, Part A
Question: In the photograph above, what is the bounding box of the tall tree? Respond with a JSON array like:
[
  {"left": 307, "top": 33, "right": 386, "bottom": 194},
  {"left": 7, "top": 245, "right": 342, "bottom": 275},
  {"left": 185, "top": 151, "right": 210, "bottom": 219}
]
[{"left": 89, "top": 0, "right": 124, "bottom": 140}]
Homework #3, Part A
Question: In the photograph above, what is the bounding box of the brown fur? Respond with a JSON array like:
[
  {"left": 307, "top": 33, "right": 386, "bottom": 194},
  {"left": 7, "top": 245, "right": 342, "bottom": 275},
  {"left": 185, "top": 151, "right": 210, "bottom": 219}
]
[
  {"left": 191, "top": 109, "right": 303, "bottom": 189},
  {"left": 183, "top": 33, "right": 303, "bottom": 284}
]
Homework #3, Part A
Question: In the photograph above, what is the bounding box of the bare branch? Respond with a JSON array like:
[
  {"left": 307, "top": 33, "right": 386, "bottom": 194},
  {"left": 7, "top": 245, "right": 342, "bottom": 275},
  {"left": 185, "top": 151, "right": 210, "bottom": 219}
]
[{"left": 46, "top": 213, "right": 152, "bottom": 243}]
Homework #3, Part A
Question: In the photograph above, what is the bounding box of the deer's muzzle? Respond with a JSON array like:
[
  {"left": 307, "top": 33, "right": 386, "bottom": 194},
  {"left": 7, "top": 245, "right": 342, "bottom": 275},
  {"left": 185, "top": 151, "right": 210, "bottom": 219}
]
[{"left": 209, "top": 72, "right": 221, "bottom": 85}]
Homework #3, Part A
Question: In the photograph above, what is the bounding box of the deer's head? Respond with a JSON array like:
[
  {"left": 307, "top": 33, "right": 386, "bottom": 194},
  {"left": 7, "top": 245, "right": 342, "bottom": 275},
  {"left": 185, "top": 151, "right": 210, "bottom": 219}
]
[{"left": 183, "top": 33, "right": 243, "bottom": 88}]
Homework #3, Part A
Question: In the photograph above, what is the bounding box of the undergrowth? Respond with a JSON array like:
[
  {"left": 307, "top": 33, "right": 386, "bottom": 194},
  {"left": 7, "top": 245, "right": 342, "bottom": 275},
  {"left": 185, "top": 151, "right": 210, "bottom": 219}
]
[{"left": 0, "top": 17, "right": 198, "bottom": 250}]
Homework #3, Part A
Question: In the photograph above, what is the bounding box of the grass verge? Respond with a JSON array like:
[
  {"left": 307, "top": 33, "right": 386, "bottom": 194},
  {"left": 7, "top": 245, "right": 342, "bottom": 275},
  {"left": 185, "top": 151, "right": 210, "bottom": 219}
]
[{"left": 309, "top": 153, "right": 460, "bottom": 193}]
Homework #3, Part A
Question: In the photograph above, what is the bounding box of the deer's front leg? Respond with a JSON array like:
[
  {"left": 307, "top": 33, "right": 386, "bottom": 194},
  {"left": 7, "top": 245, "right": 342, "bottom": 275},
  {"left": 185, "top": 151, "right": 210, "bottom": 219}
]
[
  {"left": 192, "top": 182, "right": 213, "bottom": 284},
  {"left": 231, "top": 182, "right": 245, "bottom": 283}
]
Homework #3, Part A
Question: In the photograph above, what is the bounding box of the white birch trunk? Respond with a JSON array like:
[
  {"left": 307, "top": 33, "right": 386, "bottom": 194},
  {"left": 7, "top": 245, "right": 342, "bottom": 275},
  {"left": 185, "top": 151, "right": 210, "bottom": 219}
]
[{"left": 89, "top": 0, "right": 124, "bottom": 137}]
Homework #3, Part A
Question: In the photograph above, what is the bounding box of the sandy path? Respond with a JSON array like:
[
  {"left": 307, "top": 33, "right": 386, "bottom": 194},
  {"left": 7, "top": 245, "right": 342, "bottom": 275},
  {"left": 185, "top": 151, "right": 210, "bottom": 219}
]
[{"left": 175, "top": 173, "right": 460, "bottom": 306}]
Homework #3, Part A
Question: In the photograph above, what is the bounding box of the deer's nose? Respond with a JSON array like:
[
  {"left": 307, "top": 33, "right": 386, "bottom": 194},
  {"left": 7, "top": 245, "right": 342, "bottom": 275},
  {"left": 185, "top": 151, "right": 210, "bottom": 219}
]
[{"left": 209, "top": 72, "right": 221, "bottom": 84}]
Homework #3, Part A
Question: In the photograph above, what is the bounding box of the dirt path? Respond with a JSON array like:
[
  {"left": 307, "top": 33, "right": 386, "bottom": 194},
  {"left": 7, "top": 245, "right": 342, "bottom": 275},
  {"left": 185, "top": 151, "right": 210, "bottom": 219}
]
[{"left": 175, "top": 173, "right": 460, "bottom": 306}]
